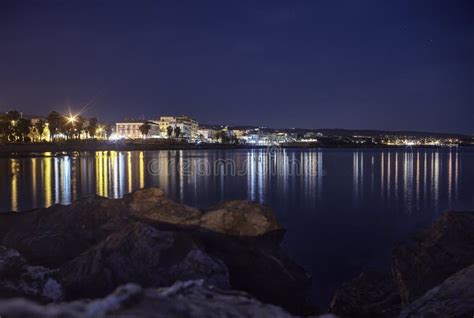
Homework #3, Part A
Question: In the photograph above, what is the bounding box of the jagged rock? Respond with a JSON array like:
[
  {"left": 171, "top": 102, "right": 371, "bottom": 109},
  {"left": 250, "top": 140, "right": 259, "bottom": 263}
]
[
  {"left": 189, "top": 200, "right": 282, "bottom": 236},
  {"left": 392, "top": 211, "right": 474, "bottom": 304},
  {"left": 0, "top": 246, "right": 63, "bottom": 302},
  {"left": 61, "top": 222, "right": 229, "bottom": 299},
  {"left": 124, "top": 187, "right": 202, "bottom": 224},
  {"left": 0, "top": 280, "right": 298, "bottom": 318},
  {"left": 328, "top": 271, "right": 400, "bottom": 318},
  {"left": 0, "top": 189, "right": 280, "bottom": 268},
  {"left": 190, "top": 228, "right": 313, "bottom": 315},
  {"left": 1, "top": 197, "right": 130, "bottom": 267},
  {"left": 399, "top": 264, "right": 474, "bottom": 318}
]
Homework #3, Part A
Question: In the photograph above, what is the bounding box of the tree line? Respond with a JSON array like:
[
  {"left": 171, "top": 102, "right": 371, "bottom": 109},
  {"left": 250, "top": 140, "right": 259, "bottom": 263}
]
[{"left": 0, "top": 110, "right": 113, "bottom": 143}]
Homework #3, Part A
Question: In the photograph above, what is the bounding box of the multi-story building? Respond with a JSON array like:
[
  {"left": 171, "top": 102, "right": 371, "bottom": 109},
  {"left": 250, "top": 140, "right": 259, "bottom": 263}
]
[
  {"left": 158, "top": 116, "right": 198, "bottom": 139},
  {"left": 197, "top": 126, "right": 218, "bottom": 142},
  {"left": 115, "top": 121, "right": 144, "bottom": 139},
  {"left": 229, "top": 128, "right": 247, "bottom": 139}
]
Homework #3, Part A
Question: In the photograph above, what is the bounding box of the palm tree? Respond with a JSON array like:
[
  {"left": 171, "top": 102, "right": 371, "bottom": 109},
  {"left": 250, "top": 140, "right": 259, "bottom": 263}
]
[
  {"left": 87, "top": 117, "right": 98, "bottom": 138},
  {"left": 16, "top": 118, "right": 32, "bottom": 142},
  {"left": 75, "top": 116, "right": 86, "bottom": 139},
  {"left": 140, "top": 121, "right": 151, "bottom": 139},
  {"left": 0, "top": 116, "right": 9, "bottom": 142},
  {"left": 174, "top": 126, "right": 181, "bottom": 138},
  {"left": 5, "top": 110, "right": 21, "bottom": 122},
  {"left": 105, "top": 124, "right": 113, "bottom": 140},
  {"left": 47, "top": 111, "right": 64, "bottom": 140},
  {"left": 5, "top": 110, "right": 21, "bottom": 141},
  {"left": 166, "top": 125, "right": 173, "bottom": 138}
]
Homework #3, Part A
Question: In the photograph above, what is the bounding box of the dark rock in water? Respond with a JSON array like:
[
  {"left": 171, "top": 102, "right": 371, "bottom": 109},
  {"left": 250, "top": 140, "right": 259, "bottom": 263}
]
[
  {"left": 328, "top": 271, "right": 400, "bottom": 318},
  {"left": 0, "top": 280, "right": 298, "bottom": 318},
  {"left": 190, "top": 228, "right": 313, "bottom": 315},
  {"left": 399, "top": 264, "right": 474, "bottom": 318},
  {"left": 61, "top": 222, "right": 229, "bottom": 299},
  {"left": 330, "top": 210, "right": 474, "bottom": 317},
  {"left": 0, "top": 246, "right": 62, "bottom": 302},
  {"left": 392, "top": 211, "right": 474, "bottom": 304},
  {"left": 187, "top": 200, "right": 282, "bottom": 236}
]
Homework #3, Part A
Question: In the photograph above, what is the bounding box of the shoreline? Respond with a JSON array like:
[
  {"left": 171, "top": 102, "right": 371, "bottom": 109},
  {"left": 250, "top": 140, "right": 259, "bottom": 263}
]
[{"left": 0, "top": 141, "right": 470, "bottom": 157}]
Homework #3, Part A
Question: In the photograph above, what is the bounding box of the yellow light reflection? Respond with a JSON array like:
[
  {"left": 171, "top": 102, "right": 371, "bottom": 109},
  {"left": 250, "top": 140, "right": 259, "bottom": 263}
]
[
  {"left": 32, "top": 158, "right": 37, "bottom": 207},
  {"left": 96, "top": 152, "right": 104, "bottom": 196},
  {"left": 10, "top": 159, "right": 19, "bottom": 211},
  {"left": 127, "top": 151, "right": 132, "bottom": 193},
  {"left": 103, "top": 151, "right": 109, "bottom": 197},
  {"left": 139, "top": 151, "right": 145, "bottom": 189},
  {"left": 44, "top": 156, "right": 52, "bottom": 208}
]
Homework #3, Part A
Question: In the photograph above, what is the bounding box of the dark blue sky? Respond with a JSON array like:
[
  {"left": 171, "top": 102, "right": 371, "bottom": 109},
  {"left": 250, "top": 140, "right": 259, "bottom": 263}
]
[{"left": 1, "top": 0, "right": 473, "bottom": 134}]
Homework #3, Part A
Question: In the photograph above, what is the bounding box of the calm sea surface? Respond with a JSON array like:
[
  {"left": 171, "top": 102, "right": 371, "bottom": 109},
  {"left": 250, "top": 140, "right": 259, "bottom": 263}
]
[{"left": 1, "top": 148, "right": 473, "bottom": 305}]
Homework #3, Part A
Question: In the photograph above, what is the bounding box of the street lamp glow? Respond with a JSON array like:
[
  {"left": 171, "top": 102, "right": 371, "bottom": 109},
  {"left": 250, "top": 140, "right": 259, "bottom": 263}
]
[{"left": 66, "top": 115, "right": 77, "bottom": 124}]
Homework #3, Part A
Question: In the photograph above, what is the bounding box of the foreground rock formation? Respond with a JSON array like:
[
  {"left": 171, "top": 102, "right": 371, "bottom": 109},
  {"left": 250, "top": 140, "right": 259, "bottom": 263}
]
[
  {"left": 0, "top": 188, "right": 312, "bottom": 315},
  {"left": 329, "top": 271, "right": 400, "bottom": 317},
  {"left": 0, "top": 246, "right": 62, "bottom": 302},
  {"left": 60, "top": 222, "right": 230, "bottom": 299},
  {"left": 392, "top": 211, "right": 474, "bottom": 304},
  {"left": 399, "top": 264, "right": 474, "bottom": 318},
  {"left": 3, "top": 188, "right": 471, "bottom": 317},
  {"left": 329, "top": 211, "right": 474, "bottom": 318},
  {"left": 0, "top": 280, "right": 297, "bottom": 318}
]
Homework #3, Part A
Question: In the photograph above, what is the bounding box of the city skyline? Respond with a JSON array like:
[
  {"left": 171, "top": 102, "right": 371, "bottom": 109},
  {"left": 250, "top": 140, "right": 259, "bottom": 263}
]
[{"left": 1, "top": 0, "right": 473, "bottom": 134}]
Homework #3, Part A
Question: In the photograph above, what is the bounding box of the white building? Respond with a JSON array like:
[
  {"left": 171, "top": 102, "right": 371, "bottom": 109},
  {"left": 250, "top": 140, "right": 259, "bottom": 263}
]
[
  {"left": 115, "top": 121, "right": 143, "bottom": 139},
  {"left": 197, "top": 127, "right": 217, "bottom": 142},
  {"left": 158, "top": 116, "right": 198, "bottom": 139}
]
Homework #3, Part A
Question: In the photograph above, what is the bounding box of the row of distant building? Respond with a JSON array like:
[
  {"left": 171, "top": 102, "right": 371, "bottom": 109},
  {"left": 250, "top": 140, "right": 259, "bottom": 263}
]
[
  {"left": 114, "top": 115, "right": 304, "bottom": 145},
  {"left": 114, "top": 115, "right": 468, "bottom": 147}
]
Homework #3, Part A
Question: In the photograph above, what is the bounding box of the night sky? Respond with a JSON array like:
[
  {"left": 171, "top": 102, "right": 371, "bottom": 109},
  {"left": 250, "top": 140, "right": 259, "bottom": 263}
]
[{"left": 1, "top": 0, "right": 473, "bottom": 134}]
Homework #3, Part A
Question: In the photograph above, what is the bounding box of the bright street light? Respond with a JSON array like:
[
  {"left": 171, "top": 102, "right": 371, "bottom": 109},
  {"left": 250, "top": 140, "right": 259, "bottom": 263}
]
[{"left": 66, "top": 115, "right": 77, "bottom": 124}]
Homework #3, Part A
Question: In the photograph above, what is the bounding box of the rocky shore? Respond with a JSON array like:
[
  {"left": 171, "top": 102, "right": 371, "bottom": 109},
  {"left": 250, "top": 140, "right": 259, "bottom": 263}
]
[
  {"left": 0, "top": 188, "right": 473, "bottom": 317},
  {"left": 329, "top": 211, "right": 474, "bottom": 317},
  {"left": 0, "top": 188, "right": 313, "bottom": 317}
]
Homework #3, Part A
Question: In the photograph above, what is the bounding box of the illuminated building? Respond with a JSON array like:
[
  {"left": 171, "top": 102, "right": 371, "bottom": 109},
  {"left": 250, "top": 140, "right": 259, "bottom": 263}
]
[
  {"left": 115, "top": 121, "right": 144, "bottom": 139},
  {"left": 158, "top": 116, "right": 198, "bottom": 139},
  {"left": 230, "top": 129, "right": 247, "bottom": 139},
  {"left": 197, "top": 127, "right": 218, "bottom": 142}
]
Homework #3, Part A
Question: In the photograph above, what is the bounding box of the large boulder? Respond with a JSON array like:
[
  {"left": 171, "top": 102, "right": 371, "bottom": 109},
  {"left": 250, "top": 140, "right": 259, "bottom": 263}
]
[
  {"left": 329, "top": 271, "right": 400, "bottom": 318},
  {"left": 0, "top": 280, "right": 298, "bottom": 318},
  {"left": 1, "top": 196, "right": 130, "bottom": 267},
  {"left": 60, "top": 222, "right": 229, "bottom": 299},
  {"left": 399, "top": 264, "right": 474, "bottom": 318},
  {"left": 192, "top": 201, "right": 281, "bottom": 236},
  {"left": 124, "top": 187, "right": 202, "bottom": 224},
  {"left": 0, "top": 187, "right": 202, "bottom": 267},
  {"left": 392, "top": 211, "right": 474, "bottom": 304},
  {"left": 190, "top": 228, "right": 313, "bottom": 315},
  {"left": 0, "top": 246, "right": 62, "bottom": 302}
]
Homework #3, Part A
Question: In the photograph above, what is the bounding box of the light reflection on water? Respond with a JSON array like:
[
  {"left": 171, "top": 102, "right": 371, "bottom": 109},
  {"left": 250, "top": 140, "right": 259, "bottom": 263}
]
[
  {"left": 2, "top": 149, "right": 466, "bottom": 214},
  {"left": 0, "top": 148, "right": 472, "bottom": 305}
]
